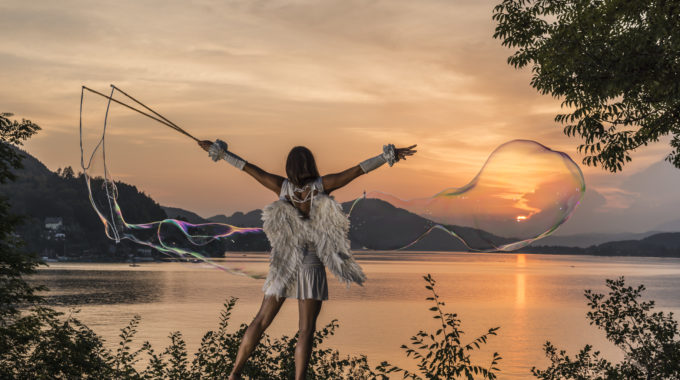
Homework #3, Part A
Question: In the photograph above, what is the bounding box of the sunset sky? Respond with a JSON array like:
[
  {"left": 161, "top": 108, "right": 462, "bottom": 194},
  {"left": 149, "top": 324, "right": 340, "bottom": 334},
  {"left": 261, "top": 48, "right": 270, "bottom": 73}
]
[{"left": 2, "top": 0, "right": 678, "bottom": 235}]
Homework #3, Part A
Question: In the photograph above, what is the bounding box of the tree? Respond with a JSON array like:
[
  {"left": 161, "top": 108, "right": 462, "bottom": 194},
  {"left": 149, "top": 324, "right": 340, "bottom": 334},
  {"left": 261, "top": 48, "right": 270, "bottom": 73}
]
[
  {"left": 60, "top": 166, "right": 75, "bottom": 179},
  {"left": 0, "top": 114, "right": 111, "bottom": 379},
  {"left": 0, "top": 112, "right": 42, "bottom": 323},
  {"left": 532, "top": 277, "right": 680, "bottom": 379},
  {"left": 493, "top": 0, "right": 680, "bottom": 172}
]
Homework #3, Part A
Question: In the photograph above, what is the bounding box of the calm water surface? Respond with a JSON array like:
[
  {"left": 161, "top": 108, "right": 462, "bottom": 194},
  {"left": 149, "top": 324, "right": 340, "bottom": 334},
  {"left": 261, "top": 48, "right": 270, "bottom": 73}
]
[{"left": 31, "top": 252, "right": 680, "bottom": 379}]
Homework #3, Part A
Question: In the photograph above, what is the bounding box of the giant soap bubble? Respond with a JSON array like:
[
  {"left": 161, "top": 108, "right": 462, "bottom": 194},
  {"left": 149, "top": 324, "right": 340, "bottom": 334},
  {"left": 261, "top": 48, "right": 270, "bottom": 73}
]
[{"left": 347, "top": 140, "right": 585, "bottom": 251}]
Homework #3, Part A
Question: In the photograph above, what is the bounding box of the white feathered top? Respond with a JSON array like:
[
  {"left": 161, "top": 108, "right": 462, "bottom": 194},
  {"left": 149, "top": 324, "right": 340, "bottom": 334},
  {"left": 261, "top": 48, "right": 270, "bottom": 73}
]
[{"left": 261, "top": 179, "right": 366, "bottom": 298}]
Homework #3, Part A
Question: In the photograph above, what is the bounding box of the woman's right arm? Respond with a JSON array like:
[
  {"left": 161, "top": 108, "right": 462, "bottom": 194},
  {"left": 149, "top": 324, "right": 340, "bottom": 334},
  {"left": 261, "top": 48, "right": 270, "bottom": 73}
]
[
  {"left": 199, "top": 140, "right": 284, "bottom": 195},
  {"left": 243, "top": 163, "right": 284, "bottom": 194}
]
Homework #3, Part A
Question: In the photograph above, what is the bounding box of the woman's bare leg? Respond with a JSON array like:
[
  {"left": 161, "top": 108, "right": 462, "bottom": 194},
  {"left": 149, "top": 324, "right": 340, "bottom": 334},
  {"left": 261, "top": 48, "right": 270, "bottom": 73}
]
[
  {"left": 229, "top": 295, "right": 286, "bottom": 380},
  {"left": 295, "top": 299, "right": 323, "bottom": 380}
]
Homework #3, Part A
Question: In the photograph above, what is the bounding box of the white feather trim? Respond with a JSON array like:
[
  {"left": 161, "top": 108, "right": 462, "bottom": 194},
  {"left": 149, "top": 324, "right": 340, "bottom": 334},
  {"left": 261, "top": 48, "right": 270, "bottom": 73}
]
[{"left": 261, "top": 194, "right": 366, "bottom": 298}]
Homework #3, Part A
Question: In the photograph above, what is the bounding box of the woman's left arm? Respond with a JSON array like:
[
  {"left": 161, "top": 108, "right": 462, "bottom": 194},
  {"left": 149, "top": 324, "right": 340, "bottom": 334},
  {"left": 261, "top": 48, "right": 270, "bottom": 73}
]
[
  {"left": 322, "top": 144, "right": 417, "bottom": 194},
  {"left": 322, "top": 165, "right": 364, "bottom": 194}
]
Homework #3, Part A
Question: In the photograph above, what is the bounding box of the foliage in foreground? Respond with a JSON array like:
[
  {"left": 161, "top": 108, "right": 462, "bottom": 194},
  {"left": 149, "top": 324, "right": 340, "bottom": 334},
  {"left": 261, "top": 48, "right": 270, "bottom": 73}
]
[
  {"left": 1, "top": 297, "right": 378, "bottom": 380},
  {"left": 1, "top": 278, "right": 505, "bottom": 380},
  {"left": 532, "top": 277, "right": 680, "bottom": 379},
  {"left": 377, "top": 274, "right": 501, "bottom": 380}
]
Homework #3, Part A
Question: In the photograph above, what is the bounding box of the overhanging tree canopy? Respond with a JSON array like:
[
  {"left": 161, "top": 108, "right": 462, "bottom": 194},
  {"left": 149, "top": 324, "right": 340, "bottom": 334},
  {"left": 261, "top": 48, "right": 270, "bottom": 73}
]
[{"left": 493, "top": 0, "right": 680, "bottom": 172}]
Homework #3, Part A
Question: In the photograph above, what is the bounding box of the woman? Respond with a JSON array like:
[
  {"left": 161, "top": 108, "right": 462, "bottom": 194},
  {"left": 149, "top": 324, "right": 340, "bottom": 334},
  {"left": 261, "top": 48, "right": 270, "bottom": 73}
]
[{"left": 198, "top": 139, "right": 416, "bottom": 380}]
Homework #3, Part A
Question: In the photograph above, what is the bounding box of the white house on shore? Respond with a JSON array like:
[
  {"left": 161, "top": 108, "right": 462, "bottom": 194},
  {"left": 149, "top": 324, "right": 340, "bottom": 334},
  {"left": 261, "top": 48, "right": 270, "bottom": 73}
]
[{"left": 45, "top": 217, "right": 63, "bottom": 230}]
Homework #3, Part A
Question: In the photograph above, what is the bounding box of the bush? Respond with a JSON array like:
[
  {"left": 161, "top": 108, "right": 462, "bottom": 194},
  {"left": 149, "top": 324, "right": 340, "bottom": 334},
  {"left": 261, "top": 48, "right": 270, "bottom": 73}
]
[
  {"left": 1, "top": 274, "right": 503, "bottom": 380},
  {"left": 376, "top": 274, "right": 502, "bottom": 380},
  {"left": 1, "top": 297, "right": 378, "bottom": 379},
  {"left": 532, "top": 277, "right": 680, "bottom": 379}
]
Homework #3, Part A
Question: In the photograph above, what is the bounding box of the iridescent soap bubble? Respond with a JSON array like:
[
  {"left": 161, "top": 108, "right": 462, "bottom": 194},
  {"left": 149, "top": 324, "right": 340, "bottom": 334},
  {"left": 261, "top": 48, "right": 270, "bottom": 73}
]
[{"left": 347, "top": 140, "right": 585, "bottom": 251}]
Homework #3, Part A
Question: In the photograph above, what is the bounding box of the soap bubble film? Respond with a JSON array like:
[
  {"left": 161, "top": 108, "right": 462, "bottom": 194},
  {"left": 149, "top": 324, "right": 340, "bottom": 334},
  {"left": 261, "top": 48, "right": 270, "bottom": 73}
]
[
  {"left": 348, "top": 140, "right": 585, "bottom": 251},
  {"left": 79, "top": 87, "right": 264, "bottom": 276}
]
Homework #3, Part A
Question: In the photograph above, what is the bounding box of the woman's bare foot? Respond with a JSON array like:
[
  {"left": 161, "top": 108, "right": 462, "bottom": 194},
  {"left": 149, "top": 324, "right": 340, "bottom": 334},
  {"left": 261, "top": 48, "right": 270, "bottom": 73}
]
[{"left": 228, "top": 374, "right": 241, "bottom": 380}]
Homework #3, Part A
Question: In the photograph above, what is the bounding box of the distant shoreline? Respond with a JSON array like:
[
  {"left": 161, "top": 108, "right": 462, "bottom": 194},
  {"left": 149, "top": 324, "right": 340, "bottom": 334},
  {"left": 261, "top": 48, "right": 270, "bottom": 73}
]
[{"left": 41, "top": 248, "right": 680, "bottom": 265}]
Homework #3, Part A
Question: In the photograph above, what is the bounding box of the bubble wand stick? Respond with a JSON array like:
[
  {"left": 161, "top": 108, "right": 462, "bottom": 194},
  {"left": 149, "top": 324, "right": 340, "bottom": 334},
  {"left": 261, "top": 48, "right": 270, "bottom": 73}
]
[{"left": 81, "top": 85, "right": 201, "bottom": 142}]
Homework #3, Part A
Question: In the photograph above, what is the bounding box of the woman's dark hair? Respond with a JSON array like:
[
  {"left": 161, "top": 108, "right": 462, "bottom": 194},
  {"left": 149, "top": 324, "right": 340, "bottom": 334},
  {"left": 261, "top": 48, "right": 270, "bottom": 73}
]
[{"left": 286, "top": 146, "right": 320, "bottom": 187}]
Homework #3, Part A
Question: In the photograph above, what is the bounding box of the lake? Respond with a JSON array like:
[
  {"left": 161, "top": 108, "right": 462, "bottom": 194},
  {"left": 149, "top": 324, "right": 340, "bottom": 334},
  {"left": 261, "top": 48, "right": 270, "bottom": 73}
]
[{"left": 31, "top": 252, "right": 680, "bottom": 379}]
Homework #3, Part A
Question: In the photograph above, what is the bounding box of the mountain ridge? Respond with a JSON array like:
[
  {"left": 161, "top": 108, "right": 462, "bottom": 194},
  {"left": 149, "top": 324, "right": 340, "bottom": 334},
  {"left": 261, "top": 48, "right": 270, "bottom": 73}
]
[{"left": 4, "top": 146, "right": 679, "bottom": 258}]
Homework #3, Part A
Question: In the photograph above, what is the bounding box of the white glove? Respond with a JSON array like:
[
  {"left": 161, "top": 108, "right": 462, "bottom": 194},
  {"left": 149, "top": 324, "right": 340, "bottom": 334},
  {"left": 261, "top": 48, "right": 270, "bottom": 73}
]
[
  {"left": 208, "top": 139, "right": 247, "bottom": 170},
  {"left": 359, "top": 144, "right": 397, "bottom": 173}
]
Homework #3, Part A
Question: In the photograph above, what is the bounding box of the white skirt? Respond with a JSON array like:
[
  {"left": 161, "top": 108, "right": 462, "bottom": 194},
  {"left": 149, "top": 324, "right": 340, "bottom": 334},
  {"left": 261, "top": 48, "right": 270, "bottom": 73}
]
[{"left": 285, "top": 245, "right": 329, "bottom": 301}]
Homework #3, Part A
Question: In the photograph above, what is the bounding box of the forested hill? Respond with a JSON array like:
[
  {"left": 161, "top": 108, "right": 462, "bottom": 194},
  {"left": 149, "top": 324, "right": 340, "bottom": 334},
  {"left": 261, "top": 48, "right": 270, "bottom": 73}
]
[
  {"left": 4, "top": 145, "right": 679, "bottom": 259},
  {"left": 586, "top": 232, "right": 680, "bottom": 257},
  {"left": 168, "top": 201, "right": 680, "bottom": 257},
  {"left": 523, "top": 232, "right": 680, "bottom": 257},
  {"left": 167, "top": 199, "right": 519, "bottom": 252},
  {"left": 0, "top": 144, "right": 167, "bottom": 257}
]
